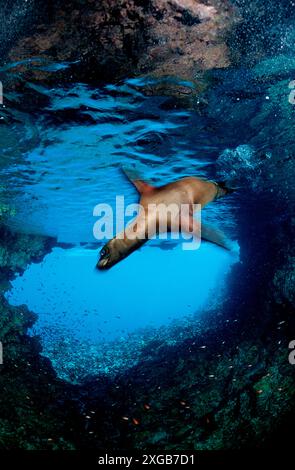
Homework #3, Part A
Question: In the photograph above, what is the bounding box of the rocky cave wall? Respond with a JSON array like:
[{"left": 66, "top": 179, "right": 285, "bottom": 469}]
[
  {"left": 4, "top": 0, "right": 237, "bottom": 84},
  {"left": 0, "top": 0, "right": 294, "bottom": 451}
]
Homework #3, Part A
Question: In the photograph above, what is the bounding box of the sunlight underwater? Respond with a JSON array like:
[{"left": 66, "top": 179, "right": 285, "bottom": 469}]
[
  {"left": 7, "top": 73, "right": 289, "bottom": 380},
  {"left": 7, "top": 243, "right": 238, "bottom": 340},
  {"left": 0, "top": 0, "right": 295, "bottom": 449}
]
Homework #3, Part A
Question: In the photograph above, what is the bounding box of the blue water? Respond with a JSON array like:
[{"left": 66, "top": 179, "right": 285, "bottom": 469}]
[
  {"left": 1, "top": 53, "right": 294, "bottom": 380},
  {"left": 0, "top": 80, "right": 238, "bottom": 242},
  {"left": 5, "top": 242, "right": 237, "bottom": 380},
  {"left": 7, "top": 244, "right": 235, "bottom": 341}
]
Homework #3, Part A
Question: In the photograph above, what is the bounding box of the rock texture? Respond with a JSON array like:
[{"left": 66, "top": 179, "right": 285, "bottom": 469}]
[
  {"left": 0, "top": 0, "right": 294, "bottom": 452},
  {"left": 0, "top": 0, "right": 50, "bottom": 58},
  {"left": 7, "top": 0, "right": 237, "bottom": 83},
  {"left": 0, "top": 226, "right": 74, "bottom": 450},
  {"left": 0, "top": 209, "right": 294, "bottom": 450}
]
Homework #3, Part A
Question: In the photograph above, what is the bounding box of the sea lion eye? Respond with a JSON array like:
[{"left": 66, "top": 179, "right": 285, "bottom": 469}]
[{"left": 100, "top": 247, "right": 109, "bottom": 258}]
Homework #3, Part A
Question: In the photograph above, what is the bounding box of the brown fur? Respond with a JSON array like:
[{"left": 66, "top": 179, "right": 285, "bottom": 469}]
[{"left": 97, "top": 176, "right": 230, "bottom": 269}]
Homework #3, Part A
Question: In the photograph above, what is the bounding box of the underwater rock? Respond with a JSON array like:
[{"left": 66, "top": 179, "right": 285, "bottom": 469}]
[
  {"left": 0, "top": 0, "right": 295, "bottom": 453},
  {"left": 0, "top": 0, "right": 50, "bottom": 58},
  {"left": 0, "top": 226, "right": 78, "bottom": 449},
  {"left": 228, "top": 0, "right": 295, "bottom": 68},
  {"left": 0, "top": 225, "right": 55, "bottom": 284},
  {"left": 0, "top": 195, "right": 294, "bottom": 451},
  {"left": 273, "top": 258, "right": 295, "bottom": 306},
  {"left": 6, "top": 0, "right": 237, "bottom": 85}
]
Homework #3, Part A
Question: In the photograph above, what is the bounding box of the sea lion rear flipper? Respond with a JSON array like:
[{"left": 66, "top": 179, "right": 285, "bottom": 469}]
[
  {"left": 121, "top": 166, "right": 155, "bottom": 194},
  {"left": 215, "top": 181, "right": 236, "bottom": 196}
]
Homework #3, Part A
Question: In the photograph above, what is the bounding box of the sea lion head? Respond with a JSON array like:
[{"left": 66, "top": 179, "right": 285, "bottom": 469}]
[{"left": 96, "top": 239, "right": 123, "bottom": 270}]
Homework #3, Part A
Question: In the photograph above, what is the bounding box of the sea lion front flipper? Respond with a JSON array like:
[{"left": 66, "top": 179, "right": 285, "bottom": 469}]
[
  {"left": 121, "top": 166, "right": 155, "bottom": 194},
  {"left": 181, "top": 217, "right": 233, "bottom": 251},
  {"left": 201, "top": 223, "right": 233, "bottom": 251}
]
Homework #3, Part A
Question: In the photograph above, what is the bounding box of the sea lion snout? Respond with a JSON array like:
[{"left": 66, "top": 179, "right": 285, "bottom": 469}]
[
  {"left": 97, "top": 241, "right": 121, "bottom": 270},
  {"left": 97, "top": 258, "right": 109, "bottom": 269},
  {"left": 97, "top": 244, "right": 112, "bottom": 270}
]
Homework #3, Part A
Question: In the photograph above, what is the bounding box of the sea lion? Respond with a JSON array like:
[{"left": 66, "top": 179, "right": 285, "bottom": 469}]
[{"left": 97, "top": 169, "right": 234, "bottom": 270}]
